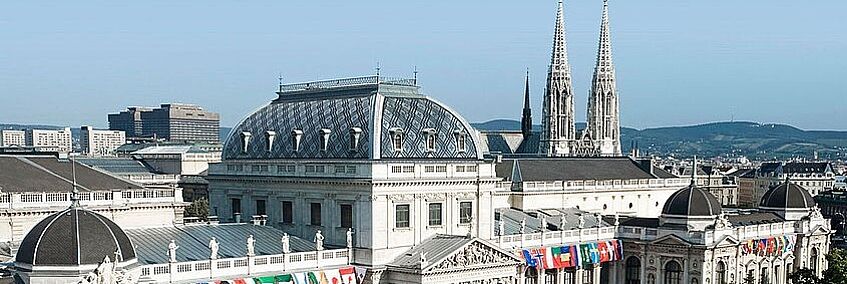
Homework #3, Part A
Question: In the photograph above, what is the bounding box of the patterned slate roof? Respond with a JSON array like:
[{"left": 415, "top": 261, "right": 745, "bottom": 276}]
[
  {"left": 495, "top": 157, "right": 656, "bottom": 182},
  {"left": 661, "top": 184, "right": 722, "bottom": 217},
  {"left": 760, "top": 181, "right": 815, "bottom": 209},
  {"left": 223, "top": 76, "right": 482, "bottom": 161}
]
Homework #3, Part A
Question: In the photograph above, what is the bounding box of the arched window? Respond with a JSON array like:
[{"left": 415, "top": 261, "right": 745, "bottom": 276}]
[
  {"left": 664, "top": 261, "right": 682, "bottom": 284},
  {"left": 691, "top": 278, "right": 698, "bottom": 284},
  {"left": 647, "top": 274, "right": 656, "bottom": 284},
  {"left": 264, "top": 131, "right": 276, "bottom": 151},
  {"left": 716, "top": 261, "right": 726, "bottom": 284},
  {"left": 240, "top": 132, "right": 252, "bottom": 153},
  {"left": 318, "top": 129, "right": 331, "bottom": 152},
  {"left": 525, "top": 268, "right": 538, "bottom": 284},
  {"left": 348, "top": 127, "right": 362, "bottom": 151},
  {"left": 811, "top": 247, "right": 819, "bottom": 274},
  {"left": 423, "top": 128, "right": 437, "bottom": 152},
  {"left": 626, "top": 257, "right": 641, "bottom": 284},
  {"left": 290, "top": 129, "right": 303, "bottom": 152},
  {"left": 389, "top": 128, "right": 404, "bottom": 152},
  {"left": 454, "top": 131, "right": 467, "bottom": 153},
  {"left": 544, "top": 269, "right": 557, "bottom": 284}
]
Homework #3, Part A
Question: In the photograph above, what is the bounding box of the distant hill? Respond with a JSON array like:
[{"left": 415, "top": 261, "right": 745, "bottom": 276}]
[{"left": 473, "top": 120, "right": 847, "bottom": 160}]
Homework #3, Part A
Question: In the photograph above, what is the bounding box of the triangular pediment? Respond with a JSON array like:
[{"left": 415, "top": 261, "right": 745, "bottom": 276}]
[
  {"left": 713, "top": 235, "right": 739, "bottom": 247},
  {"left": 651, "top": 234, "right": 694, "bottom": 246},
  {"left": 425, "top": 238, "right": 521, "bottom": 273}
]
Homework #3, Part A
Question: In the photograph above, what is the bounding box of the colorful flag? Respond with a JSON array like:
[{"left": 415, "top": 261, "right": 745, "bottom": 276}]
[
  {"left": 254, "top": 277, "right": 276, "bottom": 284},
  {"left": 571, "top": 245, "right": 582, "bottom": 268},
  {"left": 323, "top": 269, "right": 342, "bottom": 284},
  {"left": 339, "top": 267, "right": 357, "bottom": 284},
  {"left": 233, "top": 279, "right": 248, "bottom": 284},
  {"left": 597, "top": 242, "right": 610, "bottom": 263},
  {"left": 579, "top": 244, "right": 592, "bottom": 266},
  {"left": 615, "top": 239, "right": 624, "bottom": 260},
  {"left": 522, "top": 250, "right": 538, "bottom": 267},
  {"left": 542, "top": 247, "right": 557, "bottom": 269},
  {"left": 552, "top": 246, "right": 572, "bottom": 268},
  {"left": 354, "top": 267, "right": 367, "bottom": 284},
  {"left": 589, "top": 243, "right": 601, "bottom": 264},
  {"left": 277, "top": 275, "right": 295, "bottom": 284}
]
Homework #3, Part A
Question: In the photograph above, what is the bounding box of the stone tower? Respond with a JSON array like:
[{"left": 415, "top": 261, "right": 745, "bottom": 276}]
[
  {"left": 539, "top": 0, "right": 576, "bottom": 156},
  {"left": 521, "top": 70, "right": 532, "bottom": 138},
  {"left": 587, "top": 0, "right": 621, "bottom": 156}
]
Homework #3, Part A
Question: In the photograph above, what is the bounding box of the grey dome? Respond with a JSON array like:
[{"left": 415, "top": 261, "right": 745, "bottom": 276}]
[
  {"left": 16, "top": 207, "right": 136, "bottom": 266},
  {"left": 661, "top": 183, "right": 722, "bottom": 217},
  {"left": 760, "top": 181, "right": 815, "bottom": 209}
]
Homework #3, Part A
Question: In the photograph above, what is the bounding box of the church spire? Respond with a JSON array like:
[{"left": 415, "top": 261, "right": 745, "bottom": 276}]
[
  {"left": 587, "top": 0, "right": 621, "bottom": 156},
  {"left": 540, "top": 0, "right": 576, "bottom": 156},
  {"left": 521, "top": 69, "right": 532, "bottom": 138}
]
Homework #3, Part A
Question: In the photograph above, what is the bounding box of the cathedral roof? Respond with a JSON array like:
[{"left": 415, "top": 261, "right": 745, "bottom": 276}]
[
  {"left": 661, "top": 183, "right": 722, "bottom": 217},
  {"left": 16, "top": 207, "right": 137, "bottom": 267},
  {"left": 222, "top": 76, "right": 482, "bottom": 161},
  {"left": 760, "top": 181, "right": 815, "bottom": 209},
  {"left": 495, "top": 157, "right": 657, "bottom": 182}
]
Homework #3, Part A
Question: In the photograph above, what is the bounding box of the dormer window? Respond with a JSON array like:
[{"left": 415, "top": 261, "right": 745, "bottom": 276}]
[
  {"left": 423, "top": 128, "right": 437, "bottom": 152},
  {"left": 454, "top": 131, "right": 467, "bottom": 153},
  {"left": 349, "top": 127, "right": 363, "bottom": 151},
  {"left": 389, "top": 128, "right": 404, "bottom": 152},
  {"left": 319, "top": 129, "right": 332, "bottom": 152},
  {"left": 291, "top": 129, "right": 303, "bottom": 152},
  {"left": 265, "top": 131, "right": 277, "bottom": 151},
  {"left": 240, "top": 132, "right": 252, "bottom": 153}
]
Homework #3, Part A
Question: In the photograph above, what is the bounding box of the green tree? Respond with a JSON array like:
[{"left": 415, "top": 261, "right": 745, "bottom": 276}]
[
  {"left": 789, "top": 268, "right": 820, "bottom": 284},
  {"left": 824, "top": 248, "right": 847, "bottom": 284},
  {"left": 184, "top": 198, "right": 210, "bottom": 221}
]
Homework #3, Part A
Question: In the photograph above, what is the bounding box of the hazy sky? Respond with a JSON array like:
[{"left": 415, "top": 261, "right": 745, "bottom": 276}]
[{"left": 1, "top": 1, "right": 845, "bottom": 130}]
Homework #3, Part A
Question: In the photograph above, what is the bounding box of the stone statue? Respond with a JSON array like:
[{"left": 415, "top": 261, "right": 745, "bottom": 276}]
[
  {"left": 519, "top": 218, "right": 526, "bottom": 234},
  {"left": 281, "top": 233, "right": 291, "bottom": 253},
  {"left": 167, "top": 240, "right": 179, "bottom": 263},
  {"left": 540, "top": 216, "right": 547, "bottom": 232},
  {"left": 114, "top": 249, "right": 123, "bottom": 263},
  {"left": 614, "top": 214, "right": 620, "bottom": 226},
  {"left": 246, "top": 234, "right": 255, "bottom": 256},
  {"left": 420, "top": 252, "right": 428, "bottom": 267},
  {"left": 578, "top": 215, "right": 585, "bottom": 228},
  {"left": 560, "top": 214, "right": 567, "bottom": 230},
  {"left": 209, "top": 237, "right": 219, "bottom": 260},
  {"left": 497, "top": 219, "right": 505, "bottom": 236},
  {"left": 595, "top": 213, "right": 602, "bottom": 228},
  {"left": 811, "top": 206, "right": 824, "bottom": 219},
  {"left": 314, "top": 230, "right": 325, "bottom": 251},
  {"left": 346, "top": 228, "right": 354, "bottom": 248}
]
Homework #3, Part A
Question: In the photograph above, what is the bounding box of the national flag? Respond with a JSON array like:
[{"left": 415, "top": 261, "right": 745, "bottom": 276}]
[
  {"left": 294, "top": 273, "right": 309, "bottom": 284},
  {"left": 589, "top": 243, "right": 601, "bottom": 264},
  {"left": 216, "top": 281, "right": 232, "bottom": 284},
  {"left": 579, "top": 244, "right": 592, "bottom": 266},
  {"left": 254, "top": 277, "right": 276, "bottom": 284},
  {"left": 554, "top": 246, "right": 575, "bottom": 268},
  {"left": 233, "top": 279, "right": 248, "bottom": 284},
  {"left": 571, "top": 245, "right": 582, "bottom": 268},
  {"left": 597, "top": 242, "right": 610, "bottom": 263},
  {"left": 323, "top": 269, "right": 343, "bottom": 284},
  {"left": 354, "top": 267, "right": 367, "bottom": 284},
  {"left": 522, "top": 250, "right": 538, "bottom": 267},
  {"left": 542, "top": 247, "right": 557, "bottom": 269},
  {"left": 615, "top": 239, "right": 624, "bottom": 260},
  {"left": 276, "top": 274, "right": 295, "bottom": 284},
  {"left": 756, "top": 239, "right": 766, "bottom": 255},
  {"left": 339, "top": 267, "right": 357, "bottom": 284}
]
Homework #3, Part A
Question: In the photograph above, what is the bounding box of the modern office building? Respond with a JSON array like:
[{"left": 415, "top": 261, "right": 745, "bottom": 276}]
[
  {"left": 108, "top": 106, "right": 152, "bottom": 139},
  {"left": 141, "top": 103, "right": 220, "bottom": 143},
  {"left": 25, "top": 128, "right": 72, "bottom": 153},
  {"left": 79, "top": 125, "right": 126, "bottom": 156},
  {"left": 0, "top": 129, "right": 25, "bottom": 147}
]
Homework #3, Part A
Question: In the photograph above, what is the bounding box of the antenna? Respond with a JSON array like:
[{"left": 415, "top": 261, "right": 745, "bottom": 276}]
[
  {"left": 375, "top": 61, "right": 381, "bottom": 77},
  {"left": 690, "top": 155, "right": 697, "bottom": 185},
  {"left": 70, "top": 155, "right": 80, "bottom": 208},
  {"left": 413, "top": 66, "right": 418, "bottom": 85},
  {"left": 278, "top": 73, "right": 283, "bottom": 92}
]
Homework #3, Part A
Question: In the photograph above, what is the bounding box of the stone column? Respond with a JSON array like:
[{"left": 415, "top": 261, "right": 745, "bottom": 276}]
[
  {"left": 593, "top": 265, "right": 600, "bottom": 284},
  {"left": 536, "top": 267, "right": 543, "bottom": 284},
  {"left": 556, "top": 268, "right": 564, "bottom": 284}
]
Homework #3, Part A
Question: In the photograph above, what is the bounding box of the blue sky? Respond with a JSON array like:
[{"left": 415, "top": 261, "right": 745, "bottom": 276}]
[{"left": 0, "top": 1, "right": 844, "bottom": 130}]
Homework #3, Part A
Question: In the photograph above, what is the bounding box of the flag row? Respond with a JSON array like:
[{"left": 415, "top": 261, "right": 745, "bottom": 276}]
[
  {"left": 197, "top": 266, "right": 367, "bottom": 284},
  {"left": 741, "top": 235, "right": 796, "bottom": 256},
  {"left": 521, "top": 239, "right": 623, "bottom": 270}
]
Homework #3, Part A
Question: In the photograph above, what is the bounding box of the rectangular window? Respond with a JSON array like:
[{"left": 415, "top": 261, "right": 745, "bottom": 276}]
[
  {"left": 436, "top": 165, "right": 447, "bottom": 172},
  {"left": 255, "top": 199, "right": 266, "bottom": 215},
  {"left": 340, "top": 204, "right": 353, "bottom": 228},
  {"left": 391, "top": 166, "right": 403, "bottom": 173},
  {"left": 346, "top": 165, "right": 357, "bottom": 174},
  {"left": 310, "top": 203, "right": 322, "bottom": 226},
  {"left": 403, "top": 165, "right": 415, "bottom": 173},
  {"left": 315, "top": 165, "right": 325, "bottom": 173},
  {"left": 459, "top": 201, "right": 472, "bottom": 224},
  {"left": 395, "top": 204, "right": 410, "bottom": 228},
  {"left": 306, "top": 165, "right": 316, "bottom": 173},
  {"left": 231, "top": 198, "right": 241, "bottom": 216},
  {"left": 456, "top": 165, "right": 465, "bottom": 172},
  {"left": 428, "top": 203, "right": 442, "bottom": 226},
  {"left": 424, "top": 165, "right": 435, "bottom": 173},
  {"left": 582, "top": 268, "right": 593, "bottom": 284},
  {"left": 281, "top": 201, "right": 293, "bottom": 224},
  {"left": 335, "top": 165, "right": 346, "bottom": 174}
]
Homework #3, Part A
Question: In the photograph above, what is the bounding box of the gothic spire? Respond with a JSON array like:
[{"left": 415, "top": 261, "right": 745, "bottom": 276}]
[
  {"left": 587, "top": 0, "right": 621, "bottom": 156},
  {"left": 540, "top": 0, "right": 576, "bottom": 156},
  {"left": 521, "top": 69, "right": 532, "bottom": 137}
]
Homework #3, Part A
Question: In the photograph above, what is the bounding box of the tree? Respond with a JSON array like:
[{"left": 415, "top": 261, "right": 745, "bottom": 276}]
[
  {"left": 184, "top": 198, "right": 210, "bottom": 221},
  {"left": 789, "top": 268, "right": 820, "bottom": 284},
  {"left": 824, "top": 248, "right": 847, "bottom": 284}
]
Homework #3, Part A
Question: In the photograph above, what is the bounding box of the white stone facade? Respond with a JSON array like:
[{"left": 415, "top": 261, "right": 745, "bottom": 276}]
[{"left": 25, "top": 128, "right": 73, "bottom": 153}]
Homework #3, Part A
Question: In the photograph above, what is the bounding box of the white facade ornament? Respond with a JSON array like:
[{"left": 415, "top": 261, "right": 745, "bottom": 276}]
[
  {"left": 497, "top": 219, "right": 505, "bottom": 236},
  {"left": 346, "top": 228, "right": 354, "bottom": 248},
  {"left": 595, "top": 213, "right": 602, "bottom": 228},
  {"left": 578, "top": 215, "right": 586, "bottom": 228},
  {"left": 420, "top": 252, "right": 428, "bottom": 268},
  {"left": 315, "top": 230, "right": 325, "bottom": 251},
  {"left": 519, "top": 218, "right": 526, "bottom": 234},
  {"left": 281, "top": 233, "right": 291, "bottom": 253},
  {"left": 811, "top": 206, "right": 823, "bottom": 219},
  {"left": 614, "top": 214, "right": 620, "bottom": 226},
  {"left": 209, "top": 237, "right": 219, "bottom": 260},
  {"left": 540, "top": 216, "right": 547, "bottom": 232},
  {"left": 246, "top": 234, "right": 255, "bottom": 256},
  {"left": 167, "top": 240, "right": 179, "bottom": 263}
]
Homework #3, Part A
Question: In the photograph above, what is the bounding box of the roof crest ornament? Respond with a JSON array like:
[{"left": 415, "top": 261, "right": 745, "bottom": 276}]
[{"left": 70, "top": 155, "right": 81, "bottom": 208}]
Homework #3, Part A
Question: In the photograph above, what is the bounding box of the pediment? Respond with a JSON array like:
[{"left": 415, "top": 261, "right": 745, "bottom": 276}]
[
  {"left": 713, "top": 235, "right": 739, "bottom": 247},
  {"left": 651, "top": 234, "right": 693, "bottom": 246},
  {"left": 425, "top": 239, "right": 520, "bottom": 273}
]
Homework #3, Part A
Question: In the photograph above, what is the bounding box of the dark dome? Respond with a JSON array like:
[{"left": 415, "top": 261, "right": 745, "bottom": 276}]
[
  {"left": 760, "top": 181, "right": 815, "bottom": 209},
  {"left": 661, "top": 184, "right": 722, "bottom": 217},
  {"left": 16, "top": 207, "right": 136, "bottom": 266}
]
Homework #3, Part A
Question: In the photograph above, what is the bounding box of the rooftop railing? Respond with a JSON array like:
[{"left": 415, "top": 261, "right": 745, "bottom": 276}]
[
  {"left": 495, "top": 226, "right": 617, "bottom": 250},
  {"left": 0, "top": 189, "right": 182, "bottom": 209},
  {"left": 278, "top": 76, "right": 416, "bottom": 93}
]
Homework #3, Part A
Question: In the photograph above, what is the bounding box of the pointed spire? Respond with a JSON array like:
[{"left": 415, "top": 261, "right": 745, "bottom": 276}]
[
  {"left": 70, "top": 155, "right": 80, "bottom": 208},
  {"left": 540, "top": 0, "right": 576, "bottom": 156},
  {"left": 550, "top": 0, "right": 570, "bottom": 73},
  {"left": 594, "top": 0, "right": 614, "bottom": 78},
  {"left": 521, "top": 69, "right": 532, "bottom": 137},
  {"left": 587, "top": 0, "right": 621, "bottom": 156}
]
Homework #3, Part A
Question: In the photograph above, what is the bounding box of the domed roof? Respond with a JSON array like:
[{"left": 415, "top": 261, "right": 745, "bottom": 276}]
[
  {"left": 661, "top": 183, "right": 722, "bottom": 217},
  {"left": 16, "top": 207, "right": 136, "bottom": 266},
  {"left": 223, "top": 76, "right": 483, "bottom": 161},
  {"left": 760, "top": 181, "right": 815, "bottom": 209}
]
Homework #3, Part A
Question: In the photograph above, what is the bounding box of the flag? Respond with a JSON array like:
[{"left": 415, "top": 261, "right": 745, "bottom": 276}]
[
  {"left": 216, "top": 281, "right": 232, "bottom": 284},
  {"left": 579, "top": 244, "right": 593, "bottom": 266},
  {"left": 552, "top": 247, "right": 572, "bottom": 268},
  {"left": 277, "top": 275, "right": 295, "bottom": 284},
  {"left": 597, "top": 242, "right": 610, "bottom": 263},
  {"left": 571, "top": 245, "right": 582, "bottom": 268},
  {"left": 323, "top": 269, "right": 343, "bottom": 284},
  {"left": 294, "top": 273, "right": 309, "bottom": 284},
  {"left": 615, "top": 239, "right": 624, "bottom": 260},
  {"left": 522, "top": 250, "right": 538, "bottom": 267},
  {"left": 542, "top": 247, "right": 556, "bottom": 269},
  {"left": 254, "top": 277, "right": 276, "bottom": 284},
  {"left": 589, "top": 243, "right": 601, "bottom": 264},
  {"left": 354, "top": 267, "right": 367, "bottom": 284},
  {"left": 339, "top": 267, "right": 357, "bottom": 284},
  {"left": 233, "top": 279, "right": 248, "bottom": 284}
]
